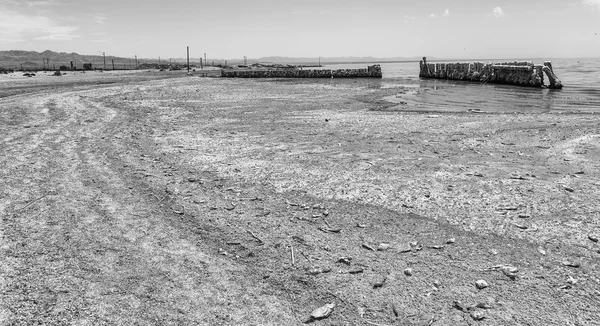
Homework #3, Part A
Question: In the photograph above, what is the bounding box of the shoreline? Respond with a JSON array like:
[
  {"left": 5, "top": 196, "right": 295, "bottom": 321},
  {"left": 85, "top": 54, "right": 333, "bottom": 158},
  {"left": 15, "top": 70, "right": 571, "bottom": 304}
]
[{"left": 1, "top": 72, "right": 599, "bottom": 325}]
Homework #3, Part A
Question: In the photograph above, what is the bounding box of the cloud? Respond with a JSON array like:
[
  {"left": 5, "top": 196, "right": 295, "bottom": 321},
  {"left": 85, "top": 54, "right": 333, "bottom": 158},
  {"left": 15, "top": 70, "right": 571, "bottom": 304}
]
[
  {"left": 430, "top": 13, "right": 436, "bottom": 18},
  {"left": 0, "top": 7, "right": 79, "bottom": 42},
  {"left": 492, "top": 6, "right": 504, "bottom": 18},
  {"left": 92, "top": 13, "right": 107, "bottom": 24},
  {"left": 443, "top": 9, "right": 450, "bottom": 17},
  {"left": 582, "top": 0, "right": 600, "bottom": 9},
  {"left": 34, "top": 26, "right": 79, "bottom": 40}
]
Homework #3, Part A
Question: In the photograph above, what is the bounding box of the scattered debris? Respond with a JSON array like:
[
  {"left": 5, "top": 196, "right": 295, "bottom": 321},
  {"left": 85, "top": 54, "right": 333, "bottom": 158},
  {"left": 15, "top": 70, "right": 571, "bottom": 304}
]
[
  {"left": 470, "top": 311, "right": 485, "bottom": 321},
  {"left": 428, "top": 244, "right": 445, "bottom": 250},
  {"left": 319, "top": 227, "right": 342, "bottom": 233},
  {"left": 562, "top": 261, "right": 580, "bottom": 268},
  {"left": 373, "top": 276, "right": 387, "bottom": 288},
  {"left": 306, "top": 303, "right": 335, "bottom": 323},
  {"left": 398, "top": 244, "right": 412, "bottom": 253},
  {"left": 308, "top": 267, "right": 332, "bottom": 275},
  {"left": 475, "top": 280, "right": 489, "bottom": 289},
  {"left": 537, "top": 246, "right": 547, "bottom": 255},
  {"left": 452, "top": 301, "right": 468, "bottom": 312},
  {"left": 362, "top": 243, "right": 376, "bottom": 251},
  {"left": 377, "top": 243, "right": 390, "bottom": 251},
  {"left": 337, "top": 257, "right": 352, "bottom": 265},
  {"left": 348, "top": 267, "right": 364, "bottom": 274},
  {"left": 246, "top": 230, "right": 264, "bottom": 244}
]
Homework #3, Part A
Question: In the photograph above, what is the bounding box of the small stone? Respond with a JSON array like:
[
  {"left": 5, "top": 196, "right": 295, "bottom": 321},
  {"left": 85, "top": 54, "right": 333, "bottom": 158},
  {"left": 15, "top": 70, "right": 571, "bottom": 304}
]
[
  {"left": 446, "top": 238, "right": 456, "bottom": 244},
  {"left": 475, "top": 280, "right": 488, "bottom": 289},
  {"left": 567, "top": 276, "right": 578, "bottom": 285},
  {"left": 537, "top": 246, "right": 547, "bottom": 255},
  {"left": 309, "top": 303, "right": 335, "bottom": 321},
  {"left": 377, "top": 243, "right": 390, "bottom": 251},
  {"left": 452, "top": 300, "right": 467, "bottom": 312},
  {"left": 564, "top": 186, "right": 574, "bottom": 192},
  {"left": 589, "top": 235, "right": 599, "bottom": 242},
  {"left": 337, "top": 257, "right": 352, "bottom": 265},
  {"left": 562, "top": 261, "right": 581, "bottom": 268},
  {"left": 348, "top": 267, "right": 364, "bottom": 274},
  {"left": 404, "top": 268, "right": 413, "bottom": 276},
  {"left": 470, "top": 311, "right": 485, "bottom": 321},
  {"left": 398, "top": 244, "right": 412, "bottom": 253},
  {"left": 432, "top": 280, "right": 441, "bottom": 289}
]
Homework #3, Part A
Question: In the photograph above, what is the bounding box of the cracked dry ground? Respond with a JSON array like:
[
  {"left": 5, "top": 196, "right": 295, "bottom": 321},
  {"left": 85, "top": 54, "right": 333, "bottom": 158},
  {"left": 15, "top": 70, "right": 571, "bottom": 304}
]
[{"left": 1, "top": 74, "right": 599, "bottom": 325}]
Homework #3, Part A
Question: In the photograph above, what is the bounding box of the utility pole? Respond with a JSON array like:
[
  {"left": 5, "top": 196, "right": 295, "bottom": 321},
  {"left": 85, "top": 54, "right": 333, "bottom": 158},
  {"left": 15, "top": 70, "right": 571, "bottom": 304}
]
[
  {"left": 200, "top": 58, "right": 203, "bottom": 69},
  {"left": 319, "top": 56, "right": 321, "bottom": 66},
  {"left": 102, "top": 52, "right": 106, "bottom": 70},
  {"left": 187, "top": 46, "right": 190, "bottom": 73},
  {"left": 135, "top": 55, "right": 138, "bottom": 69},
  {"left": 204, "top": 53, "right": 207, "bottom": 66},
  {"left": 244, "top": 56, "right": 247, "bottom": 65},
  {"left": 112, "top": 59, "right": 114, "bottom": 70}
]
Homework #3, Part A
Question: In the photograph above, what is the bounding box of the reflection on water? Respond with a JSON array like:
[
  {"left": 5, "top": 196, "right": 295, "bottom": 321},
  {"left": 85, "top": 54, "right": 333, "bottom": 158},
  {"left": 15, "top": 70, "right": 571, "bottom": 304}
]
[{"left": 321, "top": 58, "right": 600, "bottom": 113}]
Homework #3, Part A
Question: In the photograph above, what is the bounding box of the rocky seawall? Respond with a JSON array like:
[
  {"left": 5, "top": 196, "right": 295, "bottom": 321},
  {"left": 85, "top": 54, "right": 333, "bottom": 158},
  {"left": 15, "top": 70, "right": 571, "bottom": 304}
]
[
  {"left": 221, "top": 65, "right": 382, "bottom": 78},
  {"left": 419, "top": 57, "right": 562, "bottom": 89}
]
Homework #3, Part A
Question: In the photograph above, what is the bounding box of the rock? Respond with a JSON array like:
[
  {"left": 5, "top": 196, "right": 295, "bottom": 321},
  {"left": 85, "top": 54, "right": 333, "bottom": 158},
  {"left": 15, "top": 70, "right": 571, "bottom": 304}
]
[
  {"left": 348, "top": 267, "right": 364, "bottom": 274},
  {"left": 377, "top": 243, "right": 390, "bottom": 251},
  {"left": 373, "top": 276, "right": 387, "bottom": 288},
  {"left": 308, "top": 267, "right": 332, "bottom": 275},
  {"left": 337, "top": 257, "right": 352, "bottom": 265},
  {"left": 309, "top": 303, "right": 335, "bottom": 321},
  {"left": 446, "top": 238, "right": 456, "bottom": 244},
  {"left": 452, "top": 301, "right": 467, "bottom": 312},
  {"left": 500, "top": 265, "right": 519, "bottom": 280},
  {"left": 398, "top": 244, "right": 412, "bottom": 253},
  {"left": 470, "top": 311, "right": 485, "bottom": 321},
  {"left": 537, "top": 246, "right": 547, "bottom": 255},
  {"left": 404, "top": 268, "right": 413, "bottom": 276},
  {"left": 562, "top": 261, "right": 581, "bottom": 268},
  {"left": 475, "top": 280, "right": 488, "bottom": 289},
  {"left": 564, "top": 186, "right": 574, "bottom": 192},
  {"left": 589, "top": 235, "right": 599, "bottom": 242}
]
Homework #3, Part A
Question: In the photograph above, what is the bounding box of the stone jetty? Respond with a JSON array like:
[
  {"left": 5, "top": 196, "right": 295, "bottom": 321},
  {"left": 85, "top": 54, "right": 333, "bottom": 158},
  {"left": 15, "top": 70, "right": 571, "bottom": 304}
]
[
  {"left": 221, "top": 65, "right": 382, "bottom": 78},
  {"left": 419, "top": 57, "right": 562, "bottom": 89}
]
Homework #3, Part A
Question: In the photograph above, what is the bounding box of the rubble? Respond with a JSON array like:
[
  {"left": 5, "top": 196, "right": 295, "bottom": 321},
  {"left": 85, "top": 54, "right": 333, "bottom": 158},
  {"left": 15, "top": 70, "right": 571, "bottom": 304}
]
[{"left": 419, "top": 57, "right": 562, "bottom": 89}]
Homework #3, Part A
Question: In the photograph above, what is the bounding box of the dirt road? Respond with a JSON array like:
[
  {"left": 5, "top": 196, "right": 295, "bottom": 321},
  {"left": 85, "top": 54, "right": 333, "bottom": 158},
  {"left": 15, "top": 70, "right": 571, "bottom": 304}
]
[{"left": 1, "top": 72, "right": 599, "bottom": 325}]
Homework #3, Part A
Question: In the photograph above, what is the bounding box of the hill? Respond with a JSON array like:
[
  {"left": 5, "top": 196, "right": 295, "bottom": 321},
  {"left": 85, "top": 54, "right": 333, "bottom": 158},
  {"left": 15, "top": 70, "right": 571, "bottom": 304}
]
[{"left": 0, "top": 50, "right": 423, "bottom": 70}]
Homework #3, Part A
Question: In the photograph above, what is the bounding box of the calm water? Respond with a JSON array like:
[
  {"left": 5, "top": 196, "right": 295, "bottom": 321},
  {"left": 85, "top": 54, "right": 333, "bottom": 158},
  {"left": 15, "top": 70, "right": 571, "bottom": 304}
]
[{"left": 322, "top": 58, "right": 600, "bottom": 113}]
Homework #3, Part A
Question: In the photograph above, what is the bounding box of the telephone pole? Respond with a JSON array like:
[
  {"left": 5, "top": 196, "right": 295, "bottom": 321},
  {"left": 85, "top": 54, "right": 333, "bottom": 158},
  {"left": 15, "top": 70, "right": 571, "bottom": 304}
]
[
  {"left": 187, "top": 46, "right": 190, "bottom": 73},
  {"left": 204, "top": 53, "right": 207, "bottom": 66},
  {"left": 135, "top": 55, "right": 138, "bottom": 69},
  {"left": 102, "top": 52, "right": 106, "bottom": 70}
]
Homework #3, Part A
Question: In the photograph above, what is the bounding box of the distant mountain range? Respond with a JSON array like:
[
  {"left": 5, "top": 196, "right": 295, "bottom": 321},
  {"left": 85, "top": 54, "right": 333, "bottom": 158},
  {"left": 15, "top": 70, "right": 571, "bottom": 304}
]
[{"left": 0, "top": 50, "right": 424, "bottom": 69}]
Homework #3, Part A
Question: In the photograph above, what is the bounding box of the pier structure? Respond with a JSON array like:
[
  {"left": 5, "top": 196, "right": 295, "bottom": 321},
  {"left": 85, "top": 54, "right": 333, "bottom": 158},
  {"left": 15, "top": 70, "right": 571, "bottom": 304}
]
[
  {"left": 221, "top": 65, "right": 382, "bottom": 78},
  {"left": 419, "top": 57, "right": 562, "bottom": 89}
]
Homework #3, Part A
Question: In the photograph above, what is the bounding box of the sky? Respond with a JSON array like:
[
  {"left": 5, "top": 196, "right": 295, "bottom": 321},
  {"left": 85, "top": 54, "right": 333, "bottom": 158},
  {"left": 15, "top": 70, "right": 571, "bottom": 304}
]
[{"left": 0, "top": 0, "right": 599, "bottom": 60}]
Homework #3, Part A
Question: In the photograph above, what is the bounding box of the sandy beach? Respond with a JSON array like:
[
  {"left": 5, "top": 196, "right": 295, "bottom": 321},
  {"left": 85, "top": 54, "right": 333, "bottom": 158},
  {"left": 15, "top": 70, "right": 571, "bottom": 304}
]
[{"left": 1, "top": 70, "right": 599, "bottom": 325}]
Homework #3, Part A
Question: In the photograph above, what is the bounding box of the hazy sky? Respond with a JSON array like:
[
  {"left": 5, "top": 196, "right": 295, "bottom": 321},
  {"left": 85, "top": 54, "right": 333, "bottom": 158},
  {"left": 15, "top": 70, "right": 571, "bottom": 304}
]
[{"left": 1, "top": 0, "right": 599, "bottom": 60}]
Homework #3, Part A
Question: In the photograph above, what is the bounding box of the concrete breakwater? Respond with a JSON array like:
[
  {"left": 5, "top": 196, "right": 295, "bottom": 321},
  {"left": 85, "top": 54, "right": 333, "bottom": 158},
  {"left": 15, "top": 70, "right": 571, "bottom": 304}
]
[
  {"left": 419, "top": 57, "right": 562, "bottom": 89},
  {"left": 220, "top": 65, "right": 382, "bottom": 78}
]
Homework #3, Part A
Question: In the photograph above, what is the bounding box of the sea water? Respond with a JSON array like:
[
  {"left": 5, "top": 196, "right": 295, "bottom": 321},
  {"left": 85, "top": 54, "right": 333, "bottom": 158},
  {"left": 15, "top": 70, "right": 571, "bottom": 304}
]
[{"left": 322, "top": 58, "right": 600, "bottom": 113}]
